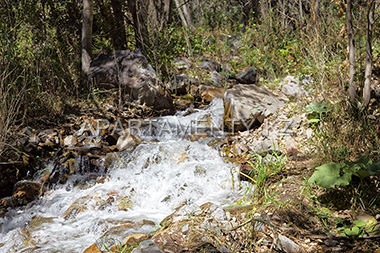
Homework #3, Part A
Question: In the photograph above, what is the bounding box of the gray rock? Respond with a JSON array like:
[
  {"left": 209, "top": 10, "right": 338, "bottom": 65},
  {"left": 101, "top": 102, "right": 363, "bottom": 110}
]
[
  {"left": 200, "top": 59, "right": 221, "bottom": 72},
  {"left": 88, "top": 49, "right": 174, "bottom": 112},
  {"left": 236, "top": 67, "right": 257, "bottom": 84},
  {"left": 224, "top": 84, "right": 286, "bottom": 132},
  {"left": 272, "top": 234, "right": 303, "bottom": 253},
  {"left": 174, "top": 58, "right": 192, "bottom": 69},
  {"left": 280, "top": 75, "right": 312, "bottom": 99},
  {"left": 63, "top": 135, "right": 77, "bottom": 147},
  {"left": 168, "top": 75, "right": 189, "bottom": 95},
  {"left": 211, "top": 71, "right": 226, "bottom": 87},
  {"left": 181, "top": 224, "right": 189, "bottom": 234},
  {"left": 132, "top": 240, "right": 164, "bottom": 253},
  {"left": 251, "top": 140, "right": 279, "bottom": 155}
]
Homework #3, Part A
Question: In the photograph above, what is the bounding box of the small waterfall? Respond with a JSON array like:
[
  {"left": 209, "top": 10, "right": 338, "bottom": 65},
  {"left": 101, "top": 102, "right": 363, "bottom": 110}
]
[{"left": 0, "top": 98, "right": 248, "bottom": 253}]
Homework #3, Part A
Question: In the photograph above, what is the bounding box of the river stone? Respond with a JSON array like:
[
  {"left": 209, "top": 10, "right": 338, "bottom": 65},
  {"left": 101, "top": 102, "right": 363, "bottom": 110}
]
[
  {"left": 236, "top": 67, "right": 257, "bottom": 84},
  {"left": 88, "top": 49, "right": 174, "bottom": 112},
  {"left": 116, "top": 129, "right": 141, "bottom": 152},
  {"left": 123, "top": 233, "right": 148, "bottom": 244},
  {"left": 200, "top": 59, "right": 221, "bottom": 72},
  {"left": 224, "top": 84, "right": 285, "bottom": 132},
  {"left": 132, "top": 240, "right": 164, "bottom": 253},
  {"left": 83, "top": 244, "right": 101, "bottom": 253},
  {"left": 12, "top": 181, "right": 41, "bottom": 206}
]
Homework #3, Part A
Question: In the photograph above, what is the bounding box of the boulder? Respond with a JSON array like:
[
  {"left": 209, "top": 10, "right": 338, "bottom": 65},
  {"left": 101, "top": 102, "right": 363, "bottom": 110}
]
[
  {"left": 12, "top": 181, "right": 41, "bottom": 206},
  {"left": 224, "top": 84, "right": 285, "bottom": 132},
  {"left": 236, "top": 67, "right": 257, "bottom": 84},
  {"left": 200, "top": 59, "right": 221, "bottom": 72},
  {"left": 88, "top": 49, "right": 174, "bottom": 112}
]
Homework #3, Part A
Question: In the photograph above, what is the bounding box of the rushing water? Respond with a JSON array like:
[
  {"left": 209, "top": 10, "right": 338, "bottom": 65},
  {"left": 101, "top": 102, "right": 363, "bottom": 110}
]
[{"left": 0, "top": 98, "right": 247, "bottom": 253}]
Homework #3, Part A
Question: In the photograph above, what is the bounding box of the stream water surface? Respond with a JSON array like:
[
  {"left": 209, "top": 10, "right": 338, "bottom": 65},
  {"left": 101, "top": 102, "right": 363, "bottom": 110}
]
[{"left": 0, "top": 98, "right": 248, "bottom": 253}]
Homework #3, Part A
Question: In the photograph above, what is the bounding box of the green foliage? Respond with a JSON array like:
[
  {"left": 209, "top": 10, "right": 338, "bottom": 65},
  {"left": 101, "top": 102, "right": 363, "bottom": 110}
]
[
  {"left": 306, "top": 102, "right": 332, "bottom": 124},
  {"left": 246, "top": 152, "right": 287, "bottom": 201},
  {"left": 308, "top": 156, "right": 380, "bottom": 189}
]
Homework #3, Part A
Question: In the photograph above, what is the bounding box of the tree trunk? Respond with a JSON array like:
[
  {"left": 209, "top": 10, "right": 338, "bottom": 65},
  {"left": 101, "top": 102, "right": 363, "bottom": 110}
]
[
  {"left": 346, "top": 0, "right": 356, "bottom": 104},
  {"left": 180, "top": 0, "right": 195, "bottom": 31},
  {"left": 82, "top": 0, "right": 93, "bottom": 73},
  {"left": 174, "top": 0, "right": 188, "bottom": 28},
  {"left": 241, "top": 0, "right": 252, "bottom": 32},
  {"left": 363, "top": 0, "right": 375, "bottom": 107},
  {"left": 127, "top": 0, "right": 149, "bottom": 50},
  {"left": 110, "top": 0, "right": 128, "bottom": 49}
]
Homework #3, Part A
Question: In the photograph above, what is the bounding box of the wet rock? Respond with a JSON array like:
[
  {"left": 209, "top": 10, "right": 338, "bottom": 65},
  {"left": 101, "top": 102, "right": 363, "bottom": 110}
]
[
  {"left": 104, "top": 152, "right": 121, "bottom": 168},
  {"left": 62, "top": 158, "right": 78, "bottom": 175},
  {"left": 174, "top": 58, "right": 192, "bottom": 70},
  {"left": 62, "top": 195, "right": 93, "bottom": 220},
  {"left": 117, "top": 194, "right": 134, "bottom": 210},
  {"left": 280, "top": 75, "right": 312, "bottom": 99},
  {"left": 83, "top": 244, "right": 102, "bottom": 253},
  {"left": 211, "top": 71, "right": 226, "bottom": 87},
  {"left": 224, "top": 84, "right": 285, "bottom": 132},
  {"left": 0, "top": 196, "right": 13, "bottom": 208},
  {"left": 123, "top": 233, "right": 148, "bottom": 244},
  {"left": 116, "top": 130, "right": 141, "bottom": 152},
  {"left": 168, "top": 75, "right": 189, "bottom": 95},
  {"left": 88, "top": 49, "right": 174, "bottom": 112},
  {"left": 132, "top": 240, "right": 164, "bottom": 253},
  {"left": 236, "top": 67, "right": 257, "bottom": 84},
  {"left": 12, "top": 181, "right": 41, "bottom": 206},
  {"left": 97, "top": 223, "right": 147, "bottom": 250},
  {"left": 64, "top": 135, "right": 77, "bottom": 147},
  {"left": 200, "top": 59, "right": 221, "bottom": 72},
  {"left": 27, "top": 216, "right": 54, "bottom": 232},
  {"left": 272, "top": 234, "right": 303, "bottom": 253}
]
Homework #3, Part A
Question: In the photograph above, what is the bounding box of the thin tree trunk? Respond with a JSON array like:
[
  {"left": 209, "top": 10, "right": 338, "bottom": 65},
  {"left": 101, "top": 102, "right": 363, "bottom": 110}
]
[
  {"left": 110, "top": 0, "right": 127, "bottom": 49},
  {"left": 180, "top": 0, "right": 195, "bottom": 31},
  {"left": 128, "top": 0, "right": 149, "bottom": 50},
  {"left": 82, "top": 0, "right": 93, "bottom": 74},
  {"left": 174, "top": 0, "right": 188, "bottom": 28},
  {"left": 346, "top": 0, "right": 356, "bottom": 104},
  {"left": 363, "top": 0, "right": 375, "bottom": 107}
]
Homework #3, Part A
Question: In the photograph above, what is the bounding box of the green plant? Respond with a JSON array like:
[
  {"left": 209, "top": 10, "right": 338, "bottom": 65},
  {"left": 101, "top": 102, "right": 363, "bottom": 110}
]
[
  {"left": 245, "top": 152, "right": 287, "bottom": 201},
  {"left": 306, "top": 101, "right": 332, "bottom": 124},
  {"left": 308, "top": 156, "right": 380, "bottom": 189}
]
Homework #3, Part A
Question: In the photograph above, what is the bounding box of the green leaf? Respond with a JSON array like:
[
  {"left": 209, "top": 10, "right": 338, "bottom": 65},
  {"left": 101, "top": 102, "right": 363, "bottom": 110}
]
[
  {"left": 353, "top": 220, "right": 367, "bottom": 228},
  {"left": 308, "top": 162, "right": 352, "bottom": 188},
  {"left": 306, "top": 102, "right": 331, "bottom": 114},
  {"left": 344, "top": 226, "right": 360, "bottom": 236},
  {"left": 308, "top": 118, "right": 320, "bottom": 123}
]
